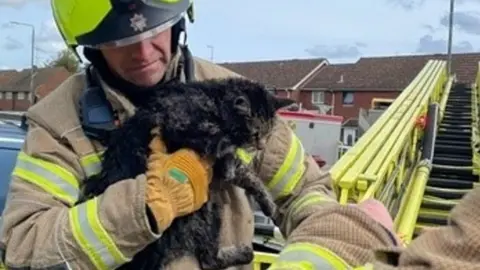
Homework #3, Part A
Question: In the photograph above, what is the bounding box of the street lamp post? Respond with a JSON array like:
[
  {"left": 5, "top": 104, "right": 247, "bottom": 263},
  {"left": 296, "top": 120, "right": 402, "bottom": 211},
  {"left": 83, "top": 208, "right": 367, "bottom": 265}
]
[
  {"left": 9, "top": 21, "right": 35, "bottom": 105},
  {"left": 447, "top": 0, "right": 455, "bottom": 75}
]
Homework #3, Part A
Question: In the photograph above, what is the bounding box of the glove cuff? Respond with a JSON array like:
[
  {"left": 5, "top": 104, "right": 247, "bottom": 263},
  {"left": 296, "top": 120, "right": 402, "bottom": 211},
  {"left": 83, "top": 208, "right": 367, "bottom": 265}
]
[{"left": 145, "top": 181, "right": 175, "bottom": 231}]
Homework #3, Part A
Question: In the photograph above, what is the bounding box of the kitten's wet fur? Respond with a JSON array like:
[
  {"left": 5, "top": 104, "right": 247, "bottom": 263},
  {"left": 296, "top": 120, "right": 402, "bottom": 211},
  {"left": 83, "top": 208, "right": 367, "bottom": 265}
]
[{"left": 81, "top": 77, "right": 294, "bottom": 270}]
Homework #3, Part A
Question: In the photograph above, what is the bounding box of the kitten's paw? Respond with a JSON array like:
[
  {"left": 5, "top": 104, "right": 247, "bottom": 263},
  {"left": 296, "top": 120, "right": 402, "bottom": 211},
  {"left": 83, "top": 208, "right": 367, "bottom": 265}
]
[
  {"left": 259, "top": 198, "right": 277, "bottom": 217},
  {"left": 215, "top": 137, "right": 234, "bottom": 158},
  {"left": 224, "top": 164, "right": 236, "bottom": 181},
  {"left": 200, "top": 245, "right": 254, "bottom": 270}
]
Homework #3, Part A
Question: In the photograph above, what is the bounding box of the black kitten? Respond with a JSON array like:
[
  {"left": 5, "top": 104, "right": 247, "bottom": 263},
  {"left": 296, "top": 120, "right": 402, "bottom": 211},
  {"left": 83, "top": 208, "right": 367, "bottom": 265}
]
[{"left": 81, "top": 77, "right": 294, "bottom": 270}]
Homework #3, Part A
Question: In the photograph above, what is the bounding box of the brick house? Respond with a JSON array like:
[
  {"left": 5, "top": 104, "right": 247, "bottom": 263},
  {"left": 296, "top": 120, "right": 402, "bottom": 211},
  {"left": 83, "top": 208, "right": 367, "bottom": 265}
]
[
  {"left": 302, "top": 52, "right": 480, "bottom": 121},
  {"left": 0, "top": 66, "right": 71, "bottom": 111},
  {"left": 219, "top": 58, "right": 329, "bottom": 102}
]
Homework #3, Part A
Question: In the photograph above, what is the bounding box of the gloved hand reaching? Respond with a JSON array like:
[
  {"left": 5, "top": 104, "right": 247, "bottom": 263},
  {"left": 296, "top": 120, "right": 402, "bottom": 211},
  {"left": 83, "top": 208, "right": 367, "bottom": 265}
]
[
  {"left": 354, "top": 199, "right": 401, "bottom": 245},
  {"left": 145, "top": 133, "right": 213, "bottom": 232}
]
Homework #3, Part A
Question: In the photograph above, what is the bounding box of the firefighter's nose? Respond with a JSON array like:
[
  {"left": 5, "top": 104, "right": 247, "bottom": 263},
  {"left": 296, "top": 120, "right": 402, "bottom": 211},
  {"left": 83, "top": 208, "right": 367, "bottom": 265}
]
[{"left": 131, "top": 40, "right": 155, "bottom": 60}]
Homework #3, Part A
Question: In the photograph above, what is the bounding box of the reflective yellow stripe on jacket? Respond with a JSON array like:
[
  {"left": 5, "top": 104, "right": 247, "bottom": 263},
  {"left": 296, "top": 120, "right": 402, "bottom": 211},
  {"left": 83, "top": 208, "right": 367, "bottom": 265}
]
[
  {"left": 354, "top": 264, "right": 374, "bottom": 270},
  {"left": 236, "top": 130, "right": 305, "bottom": 200},
  {"left": 289, "top": 191, "right": 336, "bottom": 217},
  {"left": 12, "top": 151, "right": 129, "bottom": 269},
  {"left": 12, "top": 151, "right": 80, "bottom": 205},
  {"left": 80, "top": 152, "right": 103, "bottom": 178},
  {"left": 69, "top": 197, "right": 129, "bottom": 269},
  {"left": 283, "top": 191, "right": 337, "bottom": 235},
  {"left": 267, "top": 131, "right": 306, "bottom": 200},
  {"left": 268, "top": 242, "right": 352, "bottom": 270},
  {"left": 236, "top": 148, "right": 254, "bottom": 164}
]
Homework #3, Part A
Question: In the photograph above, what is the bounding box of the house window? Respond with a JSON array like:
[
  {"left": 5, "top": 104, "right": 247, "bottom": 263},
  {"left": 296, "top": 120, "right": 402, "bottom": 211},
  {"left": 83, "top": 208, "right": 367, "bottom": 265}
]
[
  {"left": 17, "top": 92, "right": 25, "bottom": 100},
  {"left": 5, "top": 92, "right": 12, "bottom": 100},
  {"left": 342, "top": 91, "right": 354, "bottom": 105},
  {"left": 311, "top": 91, "right": 324, "bottom": 104}
]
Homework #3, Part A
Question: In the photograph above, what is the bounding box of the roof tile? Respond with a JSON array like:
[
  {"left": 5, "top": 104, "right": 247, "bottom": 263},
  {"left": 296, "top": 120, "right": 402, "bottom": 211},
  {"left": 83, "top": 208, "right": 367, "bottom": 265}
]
[
  {"left": 219, "top": 58, "right": 326, "bottom": 89},
  {"left": 0, "top": 67, "right": 71, "bottom": 93},
  {"left": 305, "top": 52, "right": 480, "bottom": 91}
]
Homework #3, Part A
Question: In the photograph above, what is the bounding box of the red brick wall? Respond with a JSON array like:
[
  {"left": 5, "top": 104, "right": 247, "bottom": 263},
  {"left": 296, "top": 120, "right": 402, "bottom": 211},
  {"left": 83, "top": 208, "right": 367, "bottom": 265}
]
[
  {"left": 36, "top": 69, "right": 71, "bottom": 99},
  {"left": 296, "top": 90, "right": 400, "bottom": 121},
  {"left": 0, "top": 93, "right": 31, "bottom": 111},
  {"left": 0, "top": 69, "right": 71, "bottom": 111},
  {"left": 14, "top": 98, "right": 31, "bottom": 111},
  {"left": 275, "top": 90, "right": 290, "bottom": 98},
  {"left": 0, "top": 99, "right": 12, "bottom": 111}
]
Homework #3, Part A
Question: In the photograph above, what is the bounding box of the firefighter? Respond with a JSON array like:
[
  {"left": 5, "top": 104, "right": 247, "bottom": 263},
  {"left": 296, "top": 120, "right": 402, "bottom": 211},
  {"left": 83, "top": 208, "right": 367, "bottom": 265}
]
[
  {"left": 4, "top": 0, "right": 474, "bottom": 268},
  {"left": 0, "top": 0, "right": 355, "bottom": 269}
]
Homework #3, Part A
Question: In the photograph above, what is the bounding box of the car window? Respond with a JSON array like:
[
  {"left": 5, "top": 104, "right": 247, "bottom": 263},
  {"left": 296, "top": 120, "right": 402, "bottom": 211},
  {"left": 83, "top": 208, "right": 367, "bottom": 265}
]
[{"left": 0, "top": 148, "right": 20, "bottom": 212}]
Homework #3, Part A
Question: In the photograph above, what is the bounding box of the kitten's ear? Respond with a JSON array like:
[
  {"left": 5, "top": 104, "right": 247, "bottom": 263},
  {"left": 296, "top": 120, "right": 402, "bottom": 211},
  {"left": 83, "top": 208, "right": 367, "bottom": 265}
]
[
  {"left": 234, "top": 96, "right": 251, "bottom": 116},
  {"left": 273, "top": 96, "right": 295, "bottom": 111}
]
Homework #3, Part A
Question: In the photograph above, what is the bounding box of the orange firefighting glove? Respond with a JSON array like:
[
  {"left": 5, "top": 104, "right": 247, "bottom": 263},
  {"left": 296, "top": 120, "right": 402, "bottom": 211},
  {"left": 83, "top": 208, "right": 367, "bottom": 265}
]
[{"left": 145, "top": 132, "right": 213, "bottom": 231}]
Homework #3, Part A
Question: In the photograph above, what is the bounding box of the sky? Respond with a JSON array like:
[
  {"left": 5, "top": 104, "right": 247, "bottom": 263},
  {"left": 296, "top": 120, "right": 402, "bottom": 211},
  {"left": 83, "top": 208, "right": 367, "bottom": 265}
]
[{"left": 1, "top": 0, "right": 480, "bottom": 70}]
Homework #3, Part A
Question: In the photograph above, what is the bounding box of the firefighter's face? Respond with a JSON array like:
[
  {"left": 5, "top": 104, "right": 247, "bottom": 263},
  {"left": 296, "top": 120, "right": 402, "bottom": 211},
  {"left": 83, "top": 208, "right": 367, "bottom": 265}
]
[{"left": 101, "top": 27, "right": 172, "bottom": 87}]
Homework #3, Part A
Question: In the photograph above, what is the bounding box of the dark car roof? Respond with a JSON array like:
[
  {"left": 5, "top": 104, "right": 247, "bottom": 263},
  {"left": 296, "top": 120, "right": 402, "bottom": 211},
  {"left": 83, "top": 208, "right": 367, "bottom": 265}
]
[{"left": 0, "top": 120, "right": 26, "bottom": 213}]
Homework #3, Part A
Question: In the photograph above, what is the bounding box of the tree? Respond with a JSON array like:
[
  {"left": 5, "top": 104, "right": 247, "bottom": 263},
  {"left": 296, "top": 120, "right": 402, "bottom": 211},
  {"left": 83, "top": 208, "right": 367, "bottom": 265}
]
[{"left": 44, "top": 48, "right": 81, "bottom": 73}]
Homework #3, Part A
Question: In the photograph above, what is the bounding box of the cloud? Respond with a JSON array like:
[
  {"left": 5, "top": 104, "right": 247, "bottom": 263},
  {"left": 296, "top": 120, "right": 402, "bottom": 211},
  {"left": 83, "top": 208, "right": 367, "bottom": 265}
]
[
  {"left": 386, "top": 0, "right": 426, "bottom": 11},
  {"left": 440, "top": 11, "right": 480, "bottom": 35},
  {"left": 0, "top": 0, "right": 25, "bottom": 7},
  {"left": 37, "top": 19, "right": 63, "bottom": 44},
  {"left": 1, "top": 18, "right": 66, "bottom": 64},
  {"left": 422, "top": 24, "right": 437, "bottom": 33},
  {"left": 0, "top": 0, "right": 45, "bottom": 8},
  {"left": 386, "top": 0, "right": 479, "bottom": 11},
  {"left": 35, "top": 19, "right": 66, "bottom": 60},
  {"left": 305, "top": 43, "right": 367, "bottom": 59},
  {"left": 355, "top": 42, "right": 368, "bottom": 48},
  {"left": 1, "top": 36, "right": 23, "bottom": 51},
  {"left": 416, "top": 34, "right": 474, "bottom": 53},
  {"left": 32, "top": 18, "right": 90, "bottom": 64}
]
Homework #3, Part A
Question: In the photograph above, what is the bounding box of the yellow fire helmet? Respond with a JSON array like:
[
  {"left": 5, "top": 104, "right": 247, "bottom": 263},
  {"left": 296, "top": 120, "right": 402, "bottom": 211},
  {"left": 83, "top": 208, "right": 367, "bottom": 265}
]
[{"left": 50, "top": 0, "right": 194, "bottom": 51}]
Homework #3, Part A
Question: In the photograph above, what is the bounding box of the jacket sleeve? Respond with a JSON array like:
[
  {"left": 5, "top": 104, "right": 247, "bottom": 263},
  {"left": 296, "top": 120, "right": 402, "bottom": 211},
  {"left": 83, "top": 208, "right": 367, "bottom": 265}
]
[
  {"left": 0, "top": 120, "right": 160, "bottom": 269},
  {"left": 252, "top": 118, "right": 397, "bottom": 269}
]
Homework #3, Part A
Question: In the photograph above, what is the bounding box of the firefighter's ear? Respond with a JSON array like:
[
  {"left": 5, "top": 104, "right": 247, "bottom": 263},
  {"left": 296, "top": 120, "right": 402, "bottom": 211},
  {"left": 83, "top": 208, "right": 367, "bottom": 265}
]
[{"left": 273, "top": 96, "right": 295, "bottom": 111}]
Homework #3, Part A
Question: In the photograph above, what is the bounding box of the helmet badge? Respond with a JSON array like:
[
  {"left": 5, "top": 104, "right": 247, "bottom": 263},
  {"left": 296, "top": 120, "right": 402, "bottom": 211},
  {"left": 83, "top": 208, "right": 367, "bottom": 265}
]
[{"left": 130, "top": 13, "right": 148, "bottom": 32}]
